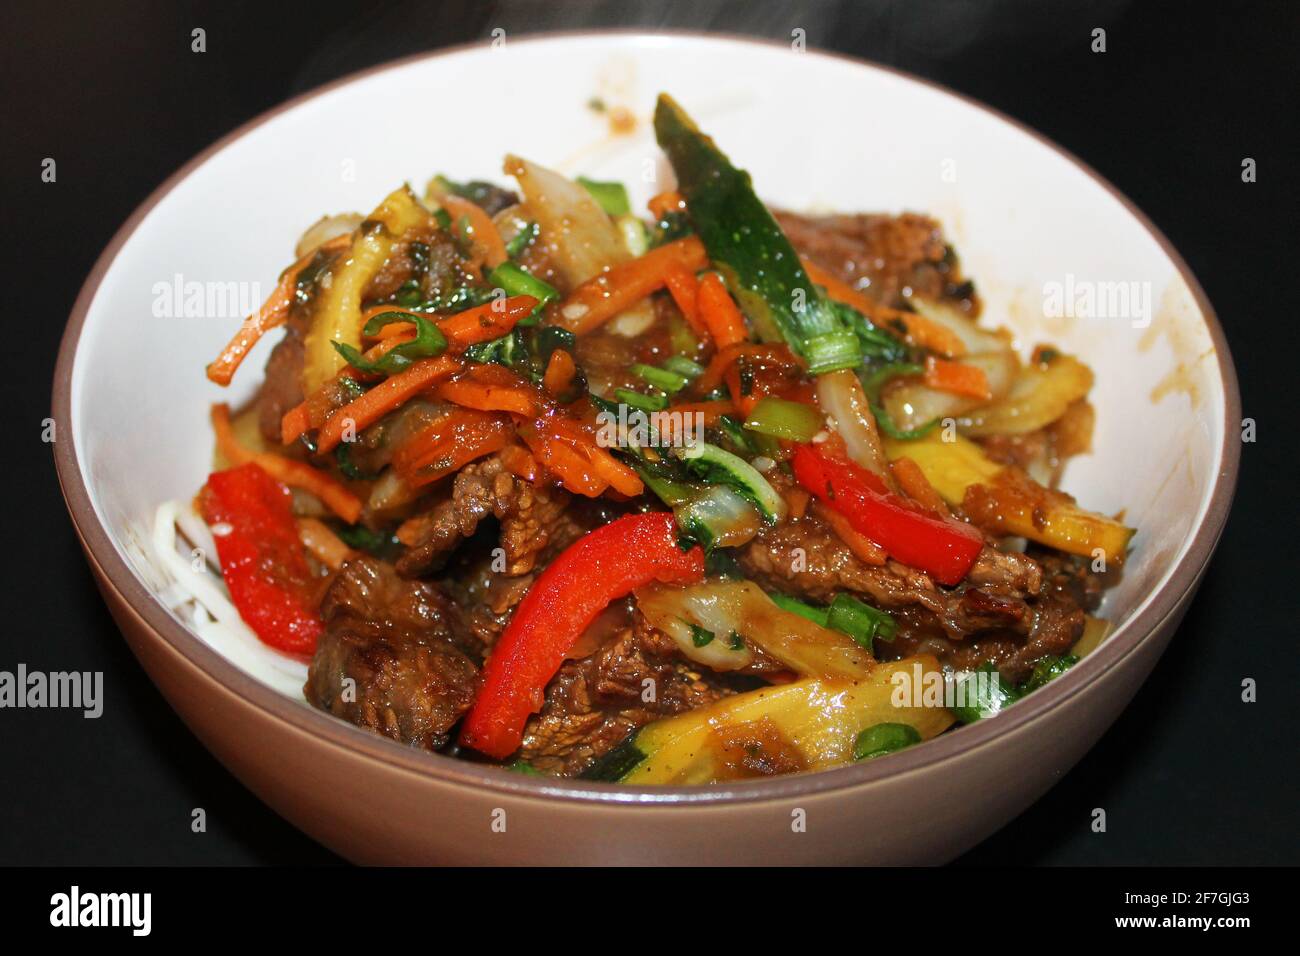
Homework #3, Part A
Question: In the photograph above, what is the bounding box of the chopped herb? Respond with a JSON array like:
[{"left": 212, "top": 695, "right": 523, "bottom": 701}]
[
  {"left": 853, "top": 723, "right": 922, "bottom": 760},
  {"left": 687, "top": 623, "right": 715, "bottom": 647}
]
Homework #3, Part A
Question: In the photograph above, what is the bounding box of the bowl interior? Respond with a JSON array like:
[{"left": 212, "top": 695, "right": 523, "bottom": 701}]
[{"left": 67, "top": 34, "right": 1227, "bottom": 713}]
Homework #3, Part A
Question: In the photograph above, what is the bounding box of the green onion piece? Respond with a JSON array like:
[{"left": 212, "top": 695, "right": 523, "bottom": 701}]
[
  {"left": 803, "top": 329, "right": 863, "bottom": 375},
  {"left": 506, "top": 759, "right": 542, "bottom": 775},
  {"left": 827, "top": 593, "right": 896, "bottom": 650},
  {"left": 662, "top": 355, "right": 705, "bottom": 380},
  {"left": 861, "top": 362, "right": 925, "bottom": 403},
  {"left": 727, "top": 630, "right": 745, "bottom": 650},
  {"left": 871, "top": 402, "right": 940, "bottom": 441},
  {"left": 488, "top": 261, "right": 559, "bottom": 310},
  {"left": 769, "top": 593, "right": 830, "bottom": 628},
  {"left": 950, "top": 662, "right": 1020, "bottom": 724},
  {"left": 743, "top": 396, "right": 824, "bottom": 443},
  {"left": 577, "top": 176, "right": 631, "bottom": 216},
  {"left": 614, "top": 388, "right": 669, "bottom": 412},
  {"left": 1020, "top": 654, "right": 1079, "bottom": 693},
  {"left": 332, "top": 311, "right": 447, "bottom": 376},
  {"left": 687, "top": 623, "right": 715, "bottom": 647},
  {"left": 852, "top": 723, "right": 922, "bottom": 760},
  {"left": 632, "top": 363, "right": 690, "bottom": 394},
  {"left": 464, "top": 328, "right": 526, "bottom": 367},
  {"left": 505, "top": 221, "right": 538, "bottom": 259}
]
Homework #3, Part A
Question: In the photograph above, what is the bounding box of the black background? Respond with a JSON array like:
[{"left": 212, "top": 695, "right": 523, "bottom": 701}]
[{"left": 2, "top": 0, "right": 1296, "bottom": 865}]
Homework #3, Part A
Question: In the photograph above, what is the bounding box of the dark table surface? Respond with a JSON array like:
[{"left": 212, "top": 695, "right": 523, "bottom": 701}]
[{"left": 2, "top": 0, "right": 1296, "bottom": 865}]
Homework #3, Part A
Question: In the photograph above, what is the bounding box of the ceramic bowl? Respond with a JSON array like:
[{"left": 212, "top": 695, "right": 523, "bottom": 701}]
[{"left": 54, "top": 32, "right": 1238, "bottom": 864}]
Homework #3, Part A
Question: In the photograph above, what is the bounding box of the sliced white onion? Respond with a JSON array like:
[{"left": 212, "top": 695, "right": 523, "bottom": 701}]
[
  {"left": 294, "top": 213, "right": 363, "bottom": 260},
  {"left": 816, "top": 368, "right": 887, "bottom": 478}
]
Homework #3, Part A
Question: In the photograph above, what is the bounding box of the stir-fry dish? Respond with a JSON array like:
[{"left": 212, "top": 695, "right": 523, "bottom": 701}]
[{"left": 193, "top": 95, "right": 1132, "bottom": 783}]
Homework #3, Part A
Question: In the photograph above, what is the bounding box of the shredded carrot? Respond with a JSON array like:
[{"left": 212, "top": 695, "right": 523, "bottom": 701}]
[
  {"left": 648, "top": 190, "right": 686, "bottom": 220},
  {"left": 538, "top": 414, "right": 644, "bottom": 498},
  {"left": 800, "top": 256, "right": 967, "bottom": 358},
  {"left": 664, "top": 266, "right": 706, "bottom": 337},
  {"left": 439, "top": 193, "right": 507, "bottom": 272},
  {"left": 518, "top": 428, "right": 605, "bottom": 497},
  {"left": 555, "top": 236, "right": 708, "bottom": 335},
  {"left": 813, "top": 500, "right": 888, "bottom": 565},
  {"left": 392, "top": 409, "right": 513, "bottom": 489},
  {"left": 890, "top": 456, "right": 951, "bottom": 517},
  {"left": 205, "top": 234, "right": 350, "bottom": 386},
  {"left": 542, "top": 348, "right": 577, "bottom": 397},
  {"left": 296, "top": 517, "right": 355, "bottom": 571},
  {"left": 281, "top": 297, "right": 537, "bottom": 446},
  {"left": 211, "top": 404, "right": 363, "bottom": 523},
  {"left": 696, "top": 272, "right": 748, "bottom": 348},
  {"left": 694, "top": 343, "right": 796, "bottom": 395},
  {"left": 436, "top": 362, "right": 543, "bottom": 417},
  {"left": 497, "top": 444, "right": 540, "bottom": 482},
  {"left": 922, "top": 355, "right": 992, "bottom": 400},
  {"left": 437, "top": 296, "right": 539, "bottom": 347},
  {"left": 663, "top": 398, "right": 737, "bottom": 421},
  {"left": 315, "top": 355, "right": 461, "bottom": 454}
]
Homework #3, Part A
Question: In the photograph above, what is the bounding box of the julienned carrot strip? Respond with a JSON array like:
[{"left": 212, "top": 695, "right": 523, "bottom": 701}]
[
  {"left": 439, "top": 193, "right": 507, "bottom": 271},
  {"left": 435, "top": 296, "right": 538, "bottom": 347},
  {"left": 365, "top": 297, "right": 538, "bottom": 348},
  {"left": 518, "top": 429, "right": 605, "bottom": 497},
  {"left": 922, "top": 355, "right": 992, "bottom": 401},
  {"left": 813, "top": 500, "right": 888, "bottom": 565},
  {"left": 211, "top": 404, "right": 363, "bottom": 523},
  {"left": 537, "top": 415, "right": 644, "bottom": 498},
  {"left": 648, "top": 190, "right": 685, "bottom": 220},
  {"left": 205, "top": 234, "right": 350, "bottom": 386},
  {"left": 542, "top": 349, "right": 577, "bottom": 396},
  {"left": 392, "top": 410, "right": 513, "bottom": 488},
  {"left": 696, "top": 272, "right": 748, "bottom": 348},
  {"left": 890, "top": 456, "right": 951, "bottom": 517},
  {"left": 279, "top": 332, "right": 418, "bottom": 445},
  {"left": 664, "top": 266, "right": 706, "bottom": 336},
  {"left": 694, "top": 343, "right": 796, "bottom": 395},
  {"left": 282, "top": 297, "right": 538, "bottom": 446},
  {"left": 434, "top": 374, "right": 540, "bottom": 416},
  {"left": 800, "top": 256, "right": 967, "bottom": 358},
  {"left": 315, "top": 356, "right": 461, "bottom": 454},
  {"left": 555, "top": 236, "right": 708, "bottom": 335},
  {"left": 296, "top": 517, "right": 355, "bottom": 571}
]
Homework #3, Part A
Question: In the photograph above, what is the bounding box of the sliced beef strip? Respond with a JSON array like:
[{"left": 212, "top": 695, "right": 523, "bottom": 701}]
[
  {"left": 396, "top": 454, "right": 591, "bottom": 578},
  {"left": 305, "top": 556, "right": 481, "bottom": 751},
  {"left": 735, "top": 509, "right": 1086, "bottom": 682},
  {"left": 776, "top": 210, "right": 976, "bottom": 309},
  {"left": 519, "top": 609, "right": 733, "bottom": 776}
]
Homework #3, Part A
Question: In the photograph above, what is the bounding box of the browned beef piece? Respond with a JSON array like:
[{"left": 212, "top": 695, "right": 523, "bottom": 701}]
[
  {"left": 518, "top": 610, "right": 732, "bottom": 776},
  {"left": 305, "top": 557, "right": 481, "bottom": 750},
  {"left": 257, "top": 331, "right": 307, "bottom": 442},
  {"left": 396, "top": 454, "right": 590, "bottom": 577},
  {"left": 735, "top": 509, "right": 1087, "bottom": 682},
  {"left": 776, "top": 210, "right": 975, "bottom": 309}
]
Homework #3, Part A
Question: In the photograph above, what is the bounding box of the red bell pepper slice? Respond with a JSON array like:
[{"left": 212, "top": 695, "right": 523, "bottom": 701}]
[
  {"left": 460, "top": 511, "right": 705, "bottom": 759},
  {"left": 791, "top": 444, "right": 983, "bottom": 586},
  {"left": 198, "top": 462, "right": 324, "bottom": 658}
]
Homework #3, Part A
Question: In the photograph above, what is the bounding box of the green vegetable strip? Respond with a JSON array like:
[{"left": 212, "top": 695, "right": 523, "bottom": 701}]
[
  {"left": 662, "top": 355, "right": 705, "bottom": 380},
  {"left": 488, "top": 261, "right": 558, "bottom": 308},
  {"left": 743, "top": 396, "right": 824, "bottom": 443},
  {"left": 675, "top": 441, "right": 785, "bottom": 522},
  {"left": 770, "top": 593, "right": 830, "bottom": 627},
  {"left": 632, "top": 363, "right": 690, "bottom": 393},
  {"left": 576, "top": 176, "right": 632, "bottom": 216},
  {"left": 614, "top": 388, "right": 669, "bottom": 412},
  {"left": 827, "top": 593, "right": 896, "bottom": 650},
  {"left": 653, "top": 94, "right": 860, "bottom": 374},
  {"left": 331, "top": 311, "right": 447, "bottom": 375},
  {"left": 505, "top": 221, "right": 538, "bottom": 259},
  {"left": 853, "top": 723, "right": 921, "bottom": 760}
]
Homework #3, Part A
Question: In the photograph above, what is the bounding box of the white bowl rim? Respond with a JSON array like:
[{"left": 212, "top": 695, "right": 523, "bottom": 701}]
[{"left": 53, "top": 29, "right": 1240, "bottom": 807}]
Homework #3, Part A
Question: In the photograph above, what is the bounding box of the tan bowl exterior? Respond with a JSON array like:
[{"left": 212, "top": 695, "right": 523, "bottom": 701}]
[{"left": 54, "top": 32, "right": 1239, "bottom": 866}]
